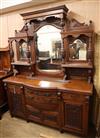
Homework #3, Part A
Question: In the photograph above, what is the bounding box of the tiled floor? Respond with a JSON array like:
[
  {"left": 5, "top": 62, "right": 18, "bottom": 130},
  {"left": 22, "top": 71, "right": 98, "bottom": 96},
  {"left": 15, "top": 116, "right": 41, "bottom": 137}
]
[{"left": 0, "top": 111, "right": 82, "bottom": 138}]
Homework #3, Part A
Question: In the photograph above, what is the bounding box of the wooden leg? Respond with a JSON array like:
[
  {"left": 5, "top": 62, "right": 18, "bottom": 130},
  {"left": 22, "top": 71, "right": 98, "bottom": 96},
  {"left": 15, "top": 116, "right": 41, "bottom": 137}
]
[
  {"left": 27, "top": 120, "right": 30, "bottom": 123},
  {"left": 60, "top": 129, "right": 64, "bottom": 133}
]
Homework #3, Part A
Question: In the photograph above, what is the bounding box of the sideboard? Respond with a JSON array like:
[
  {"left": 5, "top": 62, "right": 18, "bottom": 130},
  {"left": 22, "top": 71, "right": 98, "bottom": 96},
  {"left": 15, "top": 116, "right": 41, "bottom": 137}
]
[
  {"left": 3, "top": 5, "right": 95, "bottom": 136},
  {"left": 3, "top": 75, "right": 93, "bottom": 136}
]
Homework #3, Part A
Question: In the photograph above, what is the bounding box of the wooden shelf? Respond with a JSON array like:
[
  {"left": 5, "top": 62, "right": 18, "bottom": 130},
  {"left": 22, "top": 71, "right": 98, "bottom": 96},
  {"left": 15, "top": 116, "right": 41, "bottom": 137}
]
[
  {"left": 11, "top": 61, "right": 34, "bottom": 66},
  {"left": 0, "top": 47, "right": 9, "bottom": 52},
  {"left": 62, "top": 63, "right": 93, "bottom": 69}
]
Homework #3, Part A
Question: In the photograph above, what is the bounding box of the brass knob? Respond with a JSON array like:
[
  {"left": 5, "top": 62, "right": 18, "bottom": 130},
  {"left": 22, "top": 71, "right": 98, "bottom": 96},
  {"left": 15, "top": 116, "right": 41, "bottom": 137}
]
[
  {"left": 4, "top": 83, "right": 7, "bottom": 87},
  {"left": 4, "top": 83, "right": 7, "bottom": 90},
  {"left": 20, "top": 86, "right": 23, "bottom": 90},
  {"left": 57, "top": 92, "right": 61, "bottom": 96}
]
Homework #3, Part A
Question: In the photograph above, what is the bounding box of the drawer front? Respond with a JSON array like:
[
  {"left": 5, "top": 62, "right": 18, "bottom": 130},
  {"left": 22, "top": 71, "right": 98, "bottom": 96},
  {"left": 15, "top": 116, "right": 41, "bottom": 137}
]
[
  {"left": 42, "top": 111, "right": 59, "bottom": 127},
  {"left": 26, "top": 105, "right": 59, "bottom": 128},
  {"left": 62, "top": 93, "right": 87, "bottom": 103},
  {"left": 24, "top": 88, "right": 58, "bottom": 108},
  {"left": 26, "top": 105, "right": 41, "bottom": 122}
]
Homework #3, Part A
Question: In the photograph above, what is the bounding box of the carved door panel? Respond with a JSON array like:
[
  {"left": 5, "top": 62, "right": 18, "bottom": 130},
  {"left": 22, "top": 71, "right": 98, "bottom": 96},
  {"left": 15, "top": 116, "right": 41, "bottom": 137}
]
[
  {"left": 63, "top": 101, "right": 89, "bottom": 136},
  {"left": 7, "top": 84, "right": 25, "bottom": 119},
  {"left": 62, "top": 92, "right": 90, "bottom": 135},
  {"left": 64, "top": 102, "right": 83, "bottom": 130}
]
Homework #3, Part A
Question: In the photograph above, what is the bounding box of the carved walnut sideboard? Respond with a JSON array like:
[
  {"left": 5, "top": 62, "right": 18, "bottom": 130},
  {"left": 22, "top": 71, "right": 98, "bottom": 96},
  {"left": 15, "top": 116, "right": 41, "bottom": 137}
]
[{"left": 3, "top": 5, "right": 94, "bottom": 136}]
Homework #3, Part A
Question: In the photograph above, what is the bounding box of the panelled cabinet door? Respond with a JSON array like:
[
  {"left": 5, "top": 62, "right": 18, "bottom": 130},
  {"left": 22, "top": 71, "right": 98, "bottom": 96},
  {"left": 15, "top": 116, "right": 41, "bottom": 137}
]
[
  {"left": 62, "top": 92, "right": 89, "bottom": 135},
  {"left": 7, "top": 84, "right": 26, "bottom": 119},
  {"left": 64, "top": 102, "right": 83, "bottom": 131}
]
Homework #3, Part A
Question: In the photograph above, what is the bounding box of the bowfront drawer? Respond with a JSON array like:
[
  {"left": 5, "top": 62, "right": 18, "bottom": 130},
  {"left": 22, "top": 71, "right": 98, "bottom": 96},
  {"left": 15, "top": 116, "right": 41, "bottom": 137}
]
[{"left": 24, "top": 87, "right": 58, "bottom": 109}]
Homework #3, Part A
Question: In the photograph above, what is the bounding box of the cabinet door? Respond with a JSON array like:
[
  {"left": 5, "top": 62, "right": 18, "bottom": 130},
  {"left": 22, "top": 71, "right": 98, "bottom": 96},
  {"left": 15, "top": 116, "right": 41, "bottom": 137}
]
[
  {"left": 64, "top": 102, "right": 83, "bottom": 130},
  {"left": 7, "top": 84, "right": 25, "bottom": 119},
  {"left": 62, "top": 93, "right": 89, "bottom": 135}
]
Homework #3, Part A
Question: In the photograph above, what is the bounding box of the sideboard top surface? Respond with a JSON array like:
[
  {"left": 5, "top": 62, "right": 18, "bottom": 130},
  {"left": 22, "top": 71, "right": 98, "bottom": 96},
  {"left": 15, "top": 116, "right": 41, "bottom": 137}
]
[{"left": 3, "top": 75, "right": 93, "bottom": 95}]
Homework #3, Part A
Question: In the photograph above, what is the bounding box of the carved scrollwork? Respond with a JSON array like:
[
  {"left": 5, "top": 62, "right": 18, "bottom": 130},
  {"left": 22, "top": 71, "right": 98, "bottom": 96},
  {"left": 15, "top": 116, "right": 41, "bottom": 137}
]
[
  {"left": 67, "top": 18, "right": 93, "bottom": 31},
  {"left": 28, "top": 16, "right": 63, "bottom": 33}
]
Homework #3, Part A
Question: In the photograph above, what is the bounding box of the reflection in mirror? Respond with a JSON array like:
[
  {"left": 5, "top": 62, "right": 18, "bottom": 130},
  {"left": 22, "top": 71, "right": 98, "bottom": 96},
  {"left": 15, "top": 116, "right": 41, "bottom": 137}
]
[
  {"left": 36, "top": 25, "right": 62, "bottom": 70},
  {"left": 11, "top": 40, "right": 17, "bottom": 62},
  {"left": 69, "top": 39, "right": 87, "bottom": 60},
  {"left": 11, "top": 39, "right": 29, "bottom": 62},
  {"left": 19, "top": 40, "right": 28, "bottom": 61}
]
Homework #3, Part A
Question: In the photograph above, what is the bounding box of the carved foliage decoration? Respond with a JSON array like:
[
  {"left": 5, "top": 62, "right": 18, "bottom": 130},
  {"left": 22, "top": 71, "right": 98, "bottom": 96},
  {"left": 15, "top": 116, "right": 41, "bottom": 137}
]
[{"left": 67, "top": 18, "right": 93, "bottom": 31}]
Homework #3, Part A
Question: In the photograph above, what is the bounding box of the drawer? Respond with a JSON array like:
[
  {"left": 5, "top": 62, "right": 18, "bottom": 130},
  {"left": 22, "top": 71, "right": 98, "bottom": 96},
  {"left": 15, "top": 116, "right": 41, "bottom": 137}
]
[
  {"left": 42, "top": 111, "right": 59, "bottom": 127},
  {"left": 26, "top": 105, "right": 59, "bottom": 128},
  {"left": 62, "top": 93, "right": 88, "bottom": 102},
  {"left": 25, "top": 87, "right": 57, "bottom": 98},
  {"left": 26, "top": 105, "right": 41, "bottom": 122},
  {"left": 26, "top": 99, "right": 58, "bottom": 111},
  {"left": 24, "top": 88, "right": 58, "bottom": 106}
]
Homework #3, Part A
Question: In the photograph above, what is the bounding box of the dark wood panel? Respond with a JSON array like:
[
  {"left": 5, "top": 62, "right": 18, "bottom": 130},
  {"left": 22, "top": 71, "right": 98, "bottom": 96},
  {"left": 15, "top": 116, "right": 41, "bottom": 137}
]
[
  {"left": 7, "top": 84, "right": 26, "bottom": 119},
  {"left": 64, "top": 103, "right": 83, "bottom": 130}
]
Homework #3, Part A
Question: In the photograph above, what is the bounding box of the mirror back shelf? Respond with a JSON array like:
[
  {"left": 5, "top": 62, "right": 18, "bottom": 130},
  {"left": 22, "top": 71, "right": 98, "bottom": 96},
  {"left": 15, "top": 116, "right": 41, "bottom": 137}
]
[
  {"left": 8, "top": 5, "right": 94, "bottom": 82},
  {"left": 19, "top": 5, "right": 69, "bottom": 79},
  {"left": 8, "top": 30, "right": 36, "bottom": 76},
  {"left": 62, "top": 20, "right": 94, "bottom": 82}
]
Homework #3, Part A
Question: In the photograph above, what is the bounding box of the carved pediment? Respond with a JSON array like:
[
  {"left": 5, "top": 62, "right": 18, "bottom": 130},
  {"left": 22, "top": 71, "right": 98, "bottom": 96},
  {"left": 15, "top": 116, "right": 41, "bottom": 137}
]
[{"left": 67, "top": 18, "right": 93, "bottom": 31}]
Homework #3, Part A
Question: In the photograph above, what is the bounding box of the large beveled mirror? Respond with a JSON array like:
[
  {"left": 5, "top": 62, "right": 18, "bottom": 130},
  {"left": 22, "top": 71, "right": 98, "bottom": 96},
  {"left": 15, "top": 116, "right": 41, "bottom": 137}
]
[{"left": 36, "top": 25, "right": 63, "bottom": 70}]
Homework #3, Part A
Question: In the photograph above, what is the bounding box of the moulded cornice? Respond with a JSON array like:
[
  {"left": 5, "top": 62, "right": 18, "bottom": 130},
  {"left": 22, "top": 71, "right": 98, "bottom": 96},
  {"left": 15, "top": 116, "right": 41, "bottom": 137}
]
[{"left": 0, "top": 0, "right": 81, "bottom": 15}]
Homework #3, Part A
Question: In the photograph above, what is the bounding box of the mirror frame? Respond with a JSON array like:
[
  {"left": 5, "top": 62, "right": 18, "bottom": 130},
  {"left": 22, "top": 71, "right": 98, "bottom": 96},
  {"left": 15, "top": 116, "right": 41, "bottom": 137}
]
[
  {"left": 35, "top": 24, "right": 64, "bottom": 76},
  {"left": 63, "top": 32, "right": 93, "bottom": 63},
  {"left": 67, "top": 35, "right": 89, "bottom": 62},
  {"left": 35, "top": 25, "right": 63, "bottom": 70},
  {"left": 27, "top": 14, "right": 67, "bottom": 76},
  {"left": 9, "top": 37, "right": 32, "bottom": 64}
]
